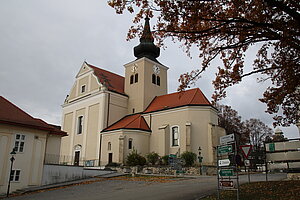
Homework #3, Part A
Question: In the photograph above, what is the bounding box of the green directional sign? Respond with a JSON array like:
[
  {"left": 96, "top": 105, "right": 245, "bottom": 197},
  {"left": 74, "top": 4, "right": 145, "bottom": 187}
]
[
  {"left": 269, "top": 143, "right": 275, "bottom": 152},
  {"left": 218, "top": 145, "right": 233, "bottom": 155},
  {"left": 219, "top": 169, "right": 234, "bottom": 177}
]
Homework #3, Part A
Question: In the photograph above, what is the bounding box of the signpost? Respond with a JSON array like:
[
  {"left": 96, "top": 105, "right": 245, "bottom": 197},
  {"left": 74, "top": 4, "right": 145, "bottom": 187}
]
[
  {"left": 240, "top": 145, "right": 253, "bottom": 183},
  {"left": 218, "top": 159, "right": 230, "bottom": 167},
  {"left": 217, "top": 134, "right": 239, "bottom": 200},
  {"left": 220, "top": 134, "right": 235, "bottom": 145},
  {"left": 218, "top": 145, "right": 233, "bottom": 155},
  {"left": 219, "top": 169, "right": 235, "bottom": 177},
  {"left": 219, "top": 181, "right": 234, "bottom": 188},
  {"left": 240, "top": 145, "right": 253, "bottom": 159}
]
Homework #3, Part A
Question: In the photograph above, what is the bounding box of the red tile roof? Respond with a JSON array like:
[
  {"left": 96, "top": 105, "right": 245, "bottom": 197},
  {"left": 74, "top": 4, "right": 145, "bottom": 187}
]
[
  {"left": 102, "top": 88, "right": 212, "bottom": 133},
  {"left": 0, "top": 96, "right": 67, "bottom": 136},
  {"left": 144, "top": 88, "right": 211, "bottom": 113},
  {"left": 102, "top": 114, "right": 151, "bottom": 133},
  {"left": 86, "top": 62, "right": 125, "bottom": 95}
]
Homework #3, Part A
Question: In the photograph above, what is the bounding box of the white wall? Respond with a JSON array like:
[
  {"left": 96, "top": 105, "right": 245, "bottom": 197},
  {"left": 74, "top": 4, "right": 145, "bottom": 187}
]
[{"left": 41, "top": 164, "right": 112, "bottom": 185}]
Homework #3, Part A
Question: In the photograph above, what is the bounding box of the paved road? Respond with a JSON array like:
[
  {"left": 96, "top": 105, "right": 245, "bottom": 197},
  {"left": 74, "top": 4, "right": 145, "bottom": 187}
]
[{"left": 5, "top": 173, "right": 286, "bottom": 200}]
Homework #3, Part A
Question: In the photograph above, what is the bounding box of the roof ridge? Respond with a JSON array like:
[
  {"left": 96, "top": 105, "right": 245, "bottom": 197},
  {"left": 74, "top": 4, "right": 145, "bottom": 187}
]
[
  {"left": 125, "top": 114, "right": 141, "bottom": 128},
  {"left": 86, "top": 62, "right": 124, "bottom": 79},
  {"left": 0, "top": 96, "right": 38, "bottom": 122},
  {"left": 190, "top": 88, "right": 199, "bottom": 104}
]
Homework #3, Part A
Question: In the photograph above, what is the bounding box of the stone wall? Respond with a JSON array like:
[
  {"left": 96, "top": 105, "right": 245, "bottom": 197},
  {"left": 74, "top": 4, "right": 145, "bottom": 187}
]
[{"left": 110, "top": 165, "right": 217, "bottom": 176}]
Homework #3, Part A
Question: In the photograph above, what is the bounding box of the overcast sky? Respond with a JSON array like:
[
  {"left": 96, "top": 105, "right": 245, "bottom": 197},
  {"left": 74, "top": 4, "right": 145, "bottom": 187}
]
[{"left": 0, "top": 0, "right": 298, "bottom": 139}]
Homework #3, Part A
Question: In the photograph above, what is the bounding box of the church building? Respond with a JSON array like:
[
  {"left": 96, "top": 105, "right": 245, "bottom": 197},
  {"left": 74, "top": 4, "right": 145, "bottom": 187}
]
[{"left": 60, "top": 18, "right": 225, "bottom": 167}]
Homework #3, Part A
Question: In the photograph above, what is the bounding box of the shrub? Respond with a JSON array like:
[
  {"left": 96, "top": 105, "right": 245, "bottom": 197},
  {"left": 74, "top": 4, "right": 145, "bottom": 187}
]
[
  {"left": 146, "top": 152, "right": 159, "bottom": 165},
  {"left": 180, "top": 151, "right": 197, "bottom": 167},
  {"left": 161, "top": 155, "right": 169, "bottom": 165},
  {"left": 126, "top": 150, "right": 146, "bottom": 166}
]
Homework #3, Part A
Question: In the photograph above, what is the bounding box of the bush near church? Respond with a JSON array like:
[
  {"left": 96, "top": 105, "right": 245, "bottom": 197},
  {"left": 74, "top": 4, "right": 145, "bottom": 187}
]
[
  {"left": 181, "top": 151, "right": 197, "bottom": 167},
  {"left": 126, "top": 150, "right": 146, "bottom": 166},
  {"left": 146, "top": 152, "right": 160, "bottom": 165},
  {"left": 161, "top": 155, "right": 169, "bottom": 165}
]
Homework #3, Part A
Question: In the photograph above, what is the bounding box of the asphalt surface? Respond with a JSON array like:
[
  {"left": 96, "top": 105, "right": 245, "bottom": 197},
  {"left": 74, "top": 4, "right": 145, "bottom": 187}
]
[{"left": 3, "top": 173, "right": 287, "bottom": 200}]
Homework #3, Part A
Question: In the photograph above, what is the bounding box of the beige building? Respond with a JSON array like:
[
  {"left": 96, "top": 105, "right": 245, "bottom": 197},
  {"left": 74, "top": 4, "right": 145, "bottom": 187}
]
[
  {"left": 60, "top": 18, "right": 225, "bottom": 167},
  {"left": 0, "top": 96, "right": 66, "bottom": 194}
]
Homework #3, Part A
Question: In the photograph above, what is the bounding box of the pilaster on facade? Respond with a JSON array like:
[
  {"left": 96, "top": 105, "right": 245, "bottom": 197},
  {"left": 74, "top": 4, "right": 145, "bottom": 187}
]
[{"left": 118, "top": 135, "right": 125, "bottom": 164}]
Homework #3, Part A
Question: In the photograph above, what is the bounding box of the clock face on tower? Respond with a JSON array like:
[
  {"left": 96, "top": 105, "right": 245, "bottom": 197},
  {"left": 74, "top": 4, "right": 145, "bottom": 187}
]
[
  {"left": 131, "top": 64, "right": 138, "bottom": 73},
  {"left": 153, "top": 65, "right": 160, "bottom": 74}
]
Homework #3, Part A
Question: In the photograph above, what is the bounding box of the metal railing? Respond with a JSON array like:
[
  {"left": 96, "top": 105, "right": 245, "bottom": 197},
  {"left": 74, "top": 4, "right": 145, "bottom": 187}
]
[{"left": 44, "top": 154, "right": 102, "bottom": 167}]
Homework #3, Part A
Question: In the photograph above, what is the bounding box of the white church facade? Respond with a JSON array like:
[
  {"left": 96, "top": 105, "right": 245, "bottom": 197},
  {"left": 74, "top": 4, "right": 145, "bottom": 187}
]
[{"left": 60, "top": 18, "right": 225, "bottom": 166}]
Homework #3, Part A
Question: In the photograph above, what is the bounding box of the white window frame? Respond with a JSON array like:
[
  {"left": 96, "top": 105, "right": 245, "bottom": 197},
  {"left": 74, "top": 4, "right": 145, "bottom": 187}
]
[
  {"left": 14, "top": 134, "right": 26, "bottom": 153},
  {"left": 10, "top": 169, "right": 21, "bottom": 182},
  {"left": 171, "top": 126, "right": 179, "bottom": 147},
  {"left": 77, "top": 116, "right": 84, "bottom": 134}
]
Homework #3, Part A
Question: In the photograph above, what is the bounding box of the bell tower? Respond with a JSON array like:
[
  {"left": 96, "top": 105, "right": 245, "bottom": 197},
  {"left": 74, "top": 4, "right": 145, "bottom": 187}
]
[{"left": 124, "top": 17, "right": 168, "bottom": 114}]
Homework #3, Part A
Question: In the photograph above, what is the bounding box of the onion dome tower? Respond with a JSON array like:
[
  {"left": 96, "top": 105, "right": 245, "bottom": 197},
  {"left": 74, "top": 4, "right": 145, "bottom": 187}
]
[{"left": 133, "top": 17, "right": 160, "bottom": 62}]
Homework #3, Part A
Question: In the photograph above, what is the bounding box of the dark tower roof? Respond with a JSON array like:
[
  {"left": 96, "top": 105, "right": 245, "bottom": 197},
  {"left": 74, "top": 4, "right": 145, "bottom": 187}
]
[{"left": 134, "top": 17, "right": 160, "bottom": 62}]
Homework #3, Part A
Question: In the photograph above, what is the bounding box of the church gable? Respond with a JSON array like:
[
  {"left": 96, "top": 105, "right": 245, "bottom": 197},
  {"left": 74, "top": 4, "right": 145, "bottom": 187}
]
[{"left": 87, "top": 63, "right": 125, "bottom": 95}]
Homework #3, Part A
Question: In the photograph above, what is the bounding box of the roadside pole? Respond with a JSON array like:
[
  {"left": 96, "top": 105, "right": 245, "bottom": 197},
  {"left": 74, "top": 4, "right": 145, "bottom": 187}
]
[{"left": 217, "top": 134, "right": 239, "bottom": 200}]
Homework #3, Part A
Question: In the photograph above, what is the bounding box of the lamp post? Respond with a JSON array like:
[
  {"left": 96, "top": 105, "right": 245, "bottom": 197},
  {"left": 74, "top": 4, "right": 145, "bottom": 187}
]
[
  {"left": 7, "top": 148, "right": 16, "bottom": 197},
  {"left": 198, "top": 147, "right": 203, "bottom": 175}
]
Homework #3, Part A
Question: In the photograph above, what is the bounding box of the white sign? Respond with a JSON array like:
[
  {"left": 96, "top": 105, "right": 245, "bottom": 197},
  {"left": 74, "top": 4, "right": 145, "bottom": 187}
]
[
  {"left": 218, "top": 159, "right": 230, "bottom": 167},
  {"left": 244, "top": 159, "right": 250, "bottom": 167},
  {"left": 220, "top": 134, "right": 235, "bottom": 145}
]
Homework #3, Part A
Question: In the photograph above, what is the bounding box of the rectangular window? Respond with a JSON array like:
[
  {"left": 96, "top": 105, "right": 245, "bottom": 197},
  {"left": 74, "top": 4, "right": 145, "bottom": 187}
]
[
  {"left": 15, "top": 134, "right": 25, "bottom": 152},
  {"left": 172, "top": 127, "right": 179, "bottom": 146},
  {"left": 81, "top": 85, "right": 86, "bottom": 93},
  {"left": 10, "top": 170, "right": 21, "bottom": 182},
  {"left": 77, "top": 116, "right": 83, "bottom": 134},
  {"left": 128, "top": 139, "right": 133, "bottom": 149}
]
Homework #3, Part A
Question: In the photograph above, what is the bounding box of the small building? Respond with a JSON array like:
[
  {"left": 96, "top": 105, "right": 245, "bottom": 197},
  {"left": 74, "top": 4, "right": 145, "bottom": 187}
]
[
  {"left": 60, "top": 18, "right": 225, "bottom": 167},
  {"left": 0, "top": 96, "right": 66, "bottom": 194}
]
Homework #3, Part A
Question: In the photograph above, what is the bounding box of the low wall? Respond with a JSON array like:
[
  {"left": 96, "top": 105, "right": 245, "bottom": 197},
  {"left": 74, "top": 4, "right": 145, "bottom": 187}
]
[
  {"left": 110, "top": 165, "right": 216, "bottom": 176},
  {"left": 42, "top": 164, "right": 112, "bottom": 185}
]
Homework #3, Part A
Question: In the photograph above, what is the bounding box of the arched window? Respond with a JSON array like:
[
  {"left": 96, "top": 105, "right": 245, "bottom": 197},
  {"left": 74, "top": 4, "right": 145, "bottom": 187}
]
[
  {"left": 157, "top": 76, "right": 160, "bottom": 86},
  {"left": 130, "top": 75, "right": 134, "bottom": 84},
  {"left": 128, "top": 138, "right": 133, "bottom": 149},
  {"left": 77, "top": 116, "right": 84, "bottom": 134},
  {"left": 171, "top": 126, "right": 179, "bottom": 146},
  {"left": 134, "top": 73, "right": 138, "bottom": 83},
  {"left": 108, "top": 142, "right": 111, "bottom": 151},
  {"left": 152, "top": 74, "right": 156, "bottom": 84}
]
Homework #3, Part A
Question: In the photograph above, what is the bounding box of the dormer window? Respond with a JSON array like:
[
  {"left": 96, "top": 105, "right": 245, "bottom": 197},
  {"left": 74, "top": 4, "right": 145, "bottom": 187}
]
[{"left": 81, "top": 85, "right": 86, "bottom": 93}]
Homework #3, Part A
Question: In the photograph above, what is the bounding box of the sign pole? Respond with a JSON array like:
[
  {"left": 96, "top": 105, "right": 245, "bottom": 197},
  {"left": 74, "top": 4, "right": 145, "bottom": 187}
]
[{"left": 248, "top": 167, "right": 250, "bottom": 183}]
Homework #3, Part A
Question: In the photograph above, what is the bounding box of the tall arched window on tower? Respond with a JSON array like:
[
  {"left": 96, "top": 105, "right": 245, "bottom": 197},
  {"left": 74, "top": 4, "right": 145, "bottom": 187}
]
[
  {"left": 130, "top": 75, "right": 134, "bottom": 84},
  {"left": 171, "top": 126, "right": 179, "bottom": 146},
  {"left": 134, "top": 73, "right": 138, "bottom": 83},
  {"left": 152, "top": 74, "right": 156, "bottom": 84},
  {"left": 157, "top": 76, "right": 160, "bottom": 86}
]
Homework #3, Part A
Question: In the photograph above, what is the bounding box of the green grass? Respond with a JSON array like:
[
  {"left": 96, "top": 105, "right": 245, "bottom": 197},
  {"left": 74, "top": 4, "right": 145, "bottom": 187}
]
[{"left": 202, "top": 180, "right": 300, "bottom": 200}]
